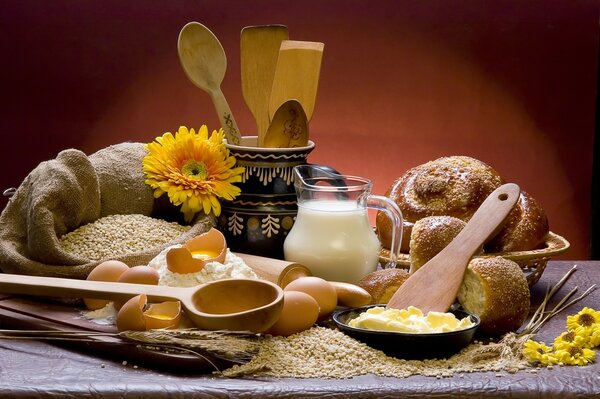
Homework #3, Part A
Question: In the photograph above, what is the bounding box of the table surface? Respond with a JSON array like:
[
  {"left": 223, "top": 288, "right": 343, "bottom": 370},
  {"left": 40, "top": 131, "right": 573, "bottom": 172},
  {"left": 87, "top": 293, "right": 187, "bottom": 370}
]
[{"left": 1, "top": 260, "right": 600, "bottom": 399}]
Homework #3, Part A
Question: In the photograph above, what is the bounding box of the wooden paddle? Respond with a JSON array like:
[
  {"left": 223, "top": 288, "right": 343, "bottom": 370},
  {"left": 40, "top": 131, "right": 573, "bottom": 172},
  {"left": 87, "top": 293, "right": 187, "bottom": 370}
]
[
  {"left": 268, "top": 40, "right": 324, "bottom": 123},
  {"left": 386, "top": 183, "right": 521, "bottom": 313},
  {"left": 240, "top": 25, "right": 289, "bottom": 147}
]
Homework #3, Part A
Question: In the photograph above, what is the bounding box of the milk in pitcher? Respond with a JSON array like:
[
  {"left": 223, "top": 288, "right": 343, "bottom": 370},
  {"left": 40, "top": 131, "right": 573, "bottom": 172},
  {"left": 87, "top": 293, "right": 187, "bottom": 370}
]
[{"left": 283, "top": 199, "right": 380, "bottom": 284}]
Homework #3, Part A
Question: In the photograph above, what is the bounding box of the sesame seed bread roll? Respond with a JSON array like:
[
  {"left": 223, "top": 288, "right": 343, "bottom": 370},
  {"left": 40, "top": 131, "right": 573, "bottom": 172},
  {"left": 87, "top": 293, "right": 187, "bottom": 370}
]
[
  {"left": 358, "top": 268, "right": 410, "bottom": 304},
  {"left": 376, "top": 156, "right": 504, "bottom": 252},
  {"left": 409, "top": 216, "right": 467, "bottom": 274},
  {"left": 458, "top": 257, "right": 530, "bottom": 336},
  {"left": 484, "top": 191, "right": 550, "bottom": 253}
]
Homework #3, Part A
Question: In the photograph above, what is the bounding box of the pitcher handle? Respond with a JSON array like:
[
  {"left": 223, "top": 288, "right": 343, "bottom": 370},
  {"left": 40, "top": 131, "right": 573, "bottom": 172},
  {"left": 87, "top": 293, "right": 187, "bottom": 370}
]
[{"left": 366, "top": 195, "right": 403, "bottom": 269}]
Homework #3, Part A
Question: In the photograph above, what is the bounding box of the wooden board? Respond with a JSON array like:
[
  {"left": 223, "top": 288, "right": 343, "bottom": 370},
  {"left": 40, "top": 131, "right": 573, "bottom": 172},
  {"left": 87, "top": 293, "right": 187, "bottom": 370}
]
[{"left": 0, "top": 295, "right": 230, "bottom": 373}]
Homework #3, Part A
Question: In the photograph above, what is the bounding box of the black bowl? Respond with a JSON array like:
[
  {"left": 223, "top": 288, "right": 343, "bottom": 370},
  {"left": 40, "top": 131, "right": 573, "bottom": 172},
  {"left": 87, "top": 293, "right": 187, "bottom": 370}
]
[{"left": 332, "top": 305, "right": 480, "bottom": 360}]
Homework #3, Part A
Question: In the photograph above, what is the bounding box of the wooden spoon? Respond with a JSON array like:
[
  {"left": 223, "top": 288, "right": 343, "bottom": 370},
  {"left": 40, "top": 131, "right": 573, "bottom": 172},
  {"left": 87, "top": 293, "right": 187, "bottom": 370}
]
[
  {"left": 268, "top": 40, "right": 324, "bottom": 123},
  {"left": 0, "top": 274, "right": 283, "bottom": 332},
  {"left": 240, "top": 25, "right": 289, "bottom": 147},
  {"left": 386, "top": 183, "right": 521, "bottom": 313},
  {"left": 263, "top": 99, "right": 309, "bottom": 148},
  {"left": 178, "top": 22, "right": 241, "bottom": 145}
]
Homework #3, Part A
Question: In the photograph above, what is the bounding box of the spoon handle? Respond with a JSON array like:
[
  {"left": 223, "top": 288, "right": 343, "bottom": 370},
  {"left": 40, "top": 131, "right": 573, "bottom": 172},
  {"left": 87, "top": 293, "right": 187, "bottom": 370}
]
[
  {"left": 0, "top": 273, "right": 185, "bottom": 303},
  {"left": 211, "top": 88, "right": 241, "bottom": 145}
]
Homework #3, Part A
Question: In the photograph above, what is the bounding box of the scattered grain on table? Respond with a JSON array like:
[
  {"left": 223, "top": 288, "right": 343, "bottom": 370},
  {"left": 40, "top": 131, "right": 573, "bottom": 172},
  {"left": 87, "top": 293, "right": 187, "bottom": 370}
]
[
  {"left": 59, "top": 214, "right": 191, "bottom": 261},
  {"left": 221, "top": 327, "right": 529, "bottom": 379}
]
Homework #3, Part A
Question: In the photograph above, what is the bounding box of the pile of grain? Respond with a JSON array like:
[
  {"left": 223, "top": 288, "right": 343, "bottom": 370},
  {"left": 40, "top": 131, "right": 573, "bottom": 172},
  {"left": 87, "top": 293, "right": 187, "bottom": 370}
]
[
  {"left": 221, "top": 327, "right": 529, "bottom": 379},
  {"left": 59, "top": 214, "right": 191, "bottom": 261}
]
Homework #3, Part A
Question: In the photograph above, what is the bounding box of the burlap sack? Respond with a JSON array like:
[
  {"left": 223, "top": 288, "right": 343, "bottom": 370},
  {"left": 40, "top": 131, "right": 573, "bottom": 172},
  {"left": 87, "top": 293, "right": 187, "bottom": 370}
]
[{"left": 0, "top": 142, "right": 213, "bottom": 279}]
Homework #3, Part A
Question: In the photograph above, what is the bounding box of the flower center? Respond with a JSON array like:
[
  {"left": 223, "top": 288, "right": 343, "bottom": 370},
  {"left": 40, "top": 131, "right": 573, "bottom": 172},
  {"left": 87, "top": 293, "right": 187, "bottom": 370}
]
[
  {"left": 562, "top": 331, "right": 575, "bottom": 342},
  {"left": 182, "top": 160, "right": 208, "bottom": 180},
  {"left": 568, "top": 346, "right": 582, "bottom": 357},
  {"left": 578, "top": 313, "right": 595, "bottom": 327}
]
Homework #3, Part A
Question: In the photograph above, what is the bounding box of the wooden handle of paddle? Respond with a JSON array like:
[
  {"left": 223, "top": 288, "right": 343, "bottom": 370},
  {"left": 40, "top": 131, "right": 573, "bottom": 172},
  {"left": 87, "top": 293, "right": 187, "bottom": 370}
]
[{"left": 386, "top": 183, "right": 521, "bottom": 313}]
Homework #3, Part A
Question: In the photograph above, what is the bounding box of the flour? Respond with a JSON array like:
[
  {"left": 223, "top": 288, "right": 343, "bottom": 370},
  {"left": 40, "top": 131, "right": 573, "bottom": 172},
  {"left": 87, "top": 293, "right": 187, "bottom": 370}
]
[
  {"left": 148, "top": 246, "right": 258, "bottom": 287},
  {"left": 80, "top": 302, "right": 117, "bottom": 325}
]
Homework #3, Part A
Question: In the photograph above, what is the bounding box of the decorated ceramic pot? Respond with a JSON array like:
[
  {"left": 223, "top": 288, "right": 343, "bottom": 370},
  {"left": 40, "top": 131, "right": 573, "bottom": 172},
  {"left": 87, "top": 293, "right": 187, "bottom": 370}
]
[{"left": 220, "top": 136, "right": 316, "bottom": 259}]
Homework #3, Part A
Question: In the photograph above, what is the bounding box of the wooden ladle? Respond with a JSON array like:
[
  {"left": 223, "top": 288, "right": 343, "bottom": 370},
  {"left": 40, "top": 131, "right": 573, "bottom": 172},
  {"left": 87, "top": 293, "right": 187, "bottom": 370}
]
[
  {"left": 0, "top": 274, "right": 283, "bottom": 332},
  {"left": 263, "top": 99, "right": 309, "bottom": 148},
  {"left": 178, "top": 22, "right": 242, "bottom": 145},
  {"left": 386, "top": 183, "right": 521, "bottom": 313}
]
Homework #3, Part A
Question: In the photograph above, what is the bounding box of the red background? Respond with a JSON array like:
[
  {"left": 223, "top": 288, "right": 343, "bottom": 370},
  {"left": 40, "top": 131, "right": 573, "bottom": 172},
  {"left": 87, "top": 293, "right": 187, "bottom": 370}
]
[{"left": 1, "top": 1, "right": 597, "bottom": 259}]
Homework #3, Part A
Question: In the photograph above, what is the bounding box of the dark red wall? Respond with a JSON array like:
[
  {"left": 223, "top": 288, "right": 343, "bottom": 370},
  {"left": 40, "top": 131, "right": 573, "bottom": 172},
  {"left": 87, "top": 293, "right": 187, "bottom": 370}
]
[{"left": 1, "top": 1, "right": 597, "bottom": 259}]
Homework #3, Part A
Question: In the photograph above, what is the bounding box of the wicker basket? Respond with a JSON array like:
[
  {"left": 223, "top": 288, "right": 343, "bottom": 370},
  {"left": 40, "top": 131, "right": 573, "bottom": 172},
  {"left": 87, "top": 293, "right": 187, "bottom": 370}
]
[{"left": 379, "top": 231, "right": 570, "bottom": 286}]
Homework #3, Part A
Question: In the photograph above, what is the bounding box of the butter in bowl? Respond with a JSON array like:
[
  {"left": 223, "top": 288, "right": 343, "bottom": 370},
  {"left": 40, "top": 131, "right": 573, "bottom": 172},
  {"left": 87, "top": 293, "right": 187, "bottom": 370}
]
[{"left": 333, "top": 304, "right": 480, "bottom": 360}]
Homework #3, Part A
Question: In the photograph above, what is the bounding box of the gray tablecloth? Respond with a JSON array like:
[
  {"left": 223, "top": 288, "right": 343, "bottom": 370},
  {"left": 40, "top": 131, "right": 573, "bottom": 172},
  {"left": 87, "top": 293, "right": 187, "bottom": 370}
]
[{"left": 1, "top": 261, "right": 600, "bottom": 398}]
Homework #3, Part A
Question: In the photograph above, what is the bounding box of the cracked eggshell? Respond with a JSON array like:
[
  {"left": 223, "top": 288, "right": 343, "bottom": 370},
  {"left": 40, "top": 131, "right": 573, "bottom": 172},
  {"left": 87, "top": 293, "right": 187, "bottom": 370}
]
[
  {"left": 166, "top": 228, "right": 227, "bottom": 273},
  {"left": 116, "top": 294, "right": 148, "bottom": 332},
  {"left": 144, "top": 301, "right": 182, "bottom": 330}
]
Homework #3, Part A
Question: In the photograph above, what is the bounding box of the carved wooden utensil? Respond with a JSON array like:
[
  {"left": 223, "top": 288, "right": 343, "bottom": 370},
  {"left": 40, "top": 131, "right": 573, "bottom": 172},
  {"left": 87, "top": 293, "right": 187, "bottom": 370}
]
[
  {"left": 386, "top": 183, "right": 521, "bottom": 313},
  {"left": 0, "top": 274, "right": 283, "bottom": 332},
  {"left": 268, "top": 40, "right": 324, "bottom": 124},
  {"left": 263, "top": 99, "right": 309, "bottom": 148},
  {"left": 178, "top": 21, "right": 241, "bottom": 144},
  {"left": 240, "top": 25, "right": 289, "bottom": 147}
]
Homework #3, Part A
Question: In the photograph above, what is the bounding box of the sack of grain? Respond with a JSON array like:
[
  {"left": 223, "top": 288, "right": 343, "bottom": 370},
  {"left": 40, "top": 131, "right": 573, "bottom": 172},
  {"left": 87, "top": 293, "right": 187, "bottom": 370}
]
[{"left": 0, "top": 142, "right": 213, "bottom": 279}]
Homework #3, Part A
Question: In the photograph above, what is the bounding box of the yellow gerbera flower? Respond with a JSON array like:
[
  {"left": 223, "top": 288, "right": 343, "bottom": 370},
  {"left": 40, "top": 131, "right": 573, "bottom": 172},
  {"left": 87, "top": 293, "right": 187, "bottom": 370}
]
[
  {"left": 566, "top": 307, "right": 600, "bottom": 331},
  {"left": 143, "top": 126, "right": 244, "bottom": 221},
  {"left": 553, "top": 344, "right": 595, "bottom": 366}
]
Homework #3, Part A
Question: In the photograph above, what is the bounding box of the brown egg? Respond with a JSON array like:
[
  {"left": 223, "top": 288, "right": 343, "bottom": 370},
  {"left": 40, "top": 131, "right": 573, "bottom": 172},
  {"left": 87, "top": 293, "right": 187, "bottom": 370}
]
[
  {"left": 116, "top": 294, "right": 147, "bottom": 332},
  {"left": 144, "top": 301, "right": 182, "bottom": 330},
  {"left": 166, "top": 228, "right": 227, "bottom": 273},
  {"left": 267, "top": 291, "right": 319, "bottom": 336},
  {"left": 113, "top": 265, "right": 160, "bottom": 309},
  {"left": 84, "top": 260, "right": 129, "bottom": 310},
  {"left": 284, "top": 277, "right": 338, "bottom": 319}
]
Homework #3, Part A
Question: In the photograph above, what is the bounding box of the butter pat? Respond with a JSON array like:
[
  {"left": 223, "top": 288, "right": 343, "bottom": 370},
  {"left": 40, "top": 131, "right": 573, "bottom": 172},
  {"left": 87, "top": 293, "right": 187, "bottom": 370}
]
[{"left": 348, "top": 306, "right": 474, "bottom": 333}]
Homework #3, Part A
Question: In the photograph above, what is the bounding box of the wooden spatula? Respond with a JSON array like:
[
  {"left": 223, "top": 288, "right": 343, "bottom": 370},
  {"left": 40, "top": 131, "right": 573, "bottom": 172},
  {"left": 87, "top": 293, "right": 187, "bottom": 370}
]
[
  {"left": 240, "top": 25, "right": 289, "bottom": 147},
  {"left": 268, "top": 40, "right": 324, "bottom": 123},
  {"left": 386, "top": 183, "right": 521, "bottom": 313}
]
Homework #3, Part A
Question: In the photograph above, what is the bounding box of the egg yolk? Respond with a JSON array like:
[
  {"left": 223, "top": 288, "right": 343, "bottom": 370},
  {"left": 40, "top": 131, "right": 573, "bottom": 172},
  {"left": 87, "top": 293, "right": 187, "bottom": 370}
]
[
  {"left": 190, "top": 250, "right": 221, "bottom": 260},
  {"left": 146, "top": 313, "right": 174, "bottom": 320}
]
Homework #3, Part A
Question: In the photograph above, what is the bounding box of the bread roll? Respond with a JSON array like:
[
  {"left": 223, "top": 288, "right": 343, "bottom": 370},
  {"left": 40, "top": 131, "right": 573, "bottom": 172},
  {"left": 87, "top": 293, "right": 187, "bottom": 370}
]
[
  {"left": 376, "top": 156, "right": 503, "bottom": 251},
  {"left": 485, "top": 191, "right": 549, "bottom": 252},
  {"left": 409, "top": 216, "right": 466, "bottom": 274},
  {"left": 458, "top": 257, "right": 530, "bottom": 336},
  {"left": 358, "top": 268, "right": 410, "bottom": 304}
]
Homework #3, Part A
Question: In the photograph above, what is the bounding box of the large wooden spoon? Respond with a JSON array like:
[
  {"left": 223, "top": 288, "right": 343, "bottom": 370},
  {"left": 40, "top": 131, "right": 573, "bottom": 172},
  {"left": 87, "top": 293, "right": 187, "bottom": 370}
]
[
  {"left": 263, "top": 99, "right": 309, "bottom": 148},
  {"left": 178, "top": 22, "right": 241, "bottom": 145},
  {"left": 387, "top": 183, "right": 521, "bottom": 313},
  {"left": 0, "top": 274, "right": 283, "bottom": 332},
  {"left": 240, "top": 25, "right": 289, "bottom": 147},
  {"left": 268, "top": 40, "right": 324, "bottom": 123}
]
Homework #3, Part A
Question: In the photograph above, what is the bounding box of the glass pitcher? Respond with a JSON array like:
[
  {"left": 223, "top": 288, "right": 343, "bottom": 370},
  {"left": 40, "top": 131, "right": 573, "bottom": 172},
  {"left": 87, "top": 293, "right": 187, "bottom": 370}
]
[{"left": 283, "top": 165, "right": 403, "bottom": 284}]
